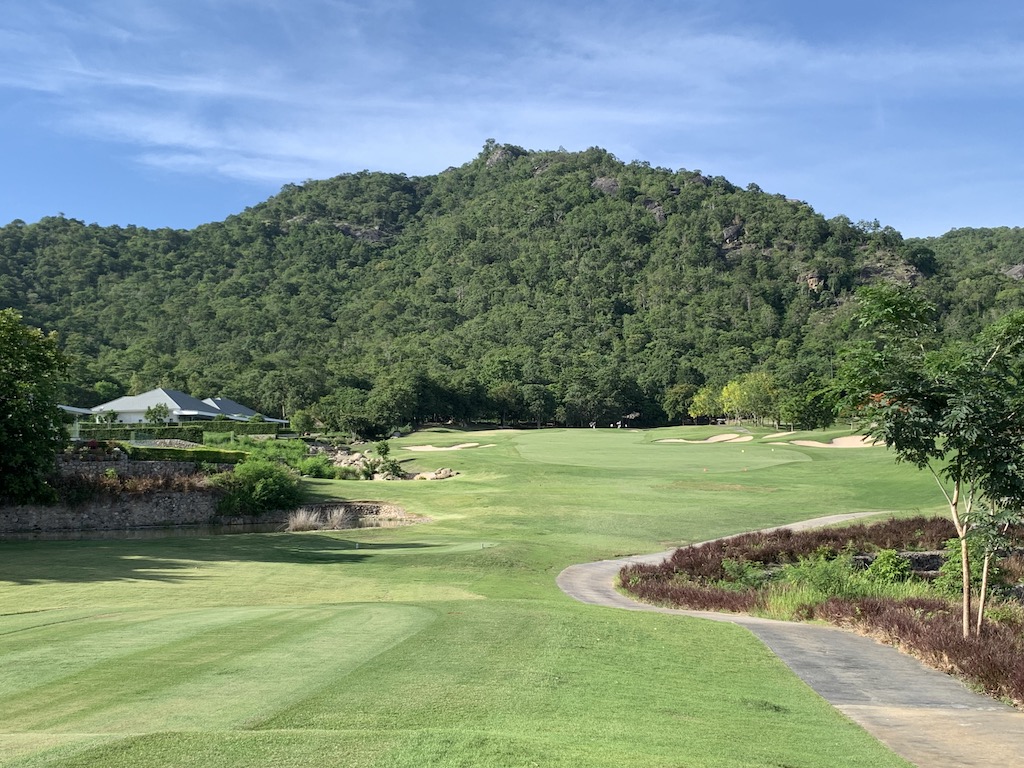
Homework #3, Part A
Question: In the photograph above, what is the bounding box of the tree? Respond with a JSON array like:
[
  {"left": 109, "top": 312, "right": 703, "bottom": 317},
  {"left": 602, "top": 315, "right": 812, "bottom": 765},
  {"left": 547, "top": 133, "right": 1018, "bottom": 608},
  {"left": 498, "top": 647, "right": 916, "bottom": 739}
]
[
  {"left": 290, "top": 409, "right": 314, "bottom": 434},
  {"left": 521, "top": 383, "right": 555, "bottom": 428},
  {"left": 0, "top": 310, "right": 69, "bottom": 503},
  {"left": 688, "top": 384, "right": 722, "bottom": 421},
  {"left": 662, "top": 383, "right": 697, "bottom": 423},
  {"left": 96, "top": 410, "right": 119, "bottom": 425},
  {"left": 837, "top": 285, "right": 1024, "bottom": 637},
  {"left": 144, "top": 403, "right": 171, "bottom": 425}
]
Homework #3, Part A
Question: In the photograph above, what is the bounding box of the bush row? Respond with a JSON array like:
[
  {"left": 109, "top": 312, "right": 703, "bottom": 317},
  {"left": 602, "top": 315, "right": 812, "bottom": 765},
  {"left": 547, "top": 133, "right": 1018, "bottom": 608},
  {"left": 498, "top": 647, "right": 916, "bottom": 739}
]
[
  {"left": 651, "top": 517, "right": 960, "bottom": 585},
  {"left": 619, "top": 516, "right": 1024, "bottom": 707},
  {"left": 119, "top": 444, "right": 249, "bottom": 464},
  {"left": 79, "top": 421, "right": 280, "bottom": 442}
]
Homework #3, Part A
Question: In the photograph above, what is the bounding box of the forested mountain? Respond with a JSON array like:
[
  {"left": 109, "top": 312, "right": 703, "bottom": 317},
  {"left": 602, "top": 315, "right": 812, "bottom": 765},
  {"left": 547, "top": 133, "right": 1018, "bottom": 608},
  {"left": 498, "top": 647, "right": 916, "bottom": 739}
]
[{"left": 3, "top": 142, "right": 1023, "bottom": 430}]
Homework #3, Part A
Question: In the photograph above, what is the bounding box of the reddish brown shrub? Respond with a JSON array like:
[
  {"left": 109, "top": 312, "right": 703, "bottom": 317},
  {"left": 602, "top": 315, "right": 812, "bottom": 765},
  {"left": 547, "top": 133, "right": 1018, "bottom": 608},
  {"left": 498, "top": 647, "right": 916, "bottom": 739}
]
[{"left": 619, "top": 516, "right": 1024, "bottom": 708}]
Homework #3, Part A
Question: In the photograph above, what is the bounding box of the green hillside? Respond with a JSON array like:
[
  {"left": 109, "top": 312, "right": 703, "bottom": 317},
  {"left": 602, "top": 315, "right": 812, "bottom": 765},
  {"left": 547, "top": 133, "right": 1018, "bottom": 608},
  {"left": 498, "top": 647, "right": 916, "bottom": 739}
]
[{"left": 3, "top": 142, "right": 1023, "bottom": 427}]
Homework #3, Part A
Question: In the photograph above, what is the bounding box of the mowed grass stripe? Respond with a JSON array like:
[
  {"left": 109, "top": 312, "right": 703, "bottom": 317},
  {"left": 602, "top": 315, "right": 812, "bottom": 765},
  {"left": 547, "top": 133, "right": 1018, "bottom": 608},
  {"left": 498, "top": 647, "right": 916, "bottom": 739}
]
[
  {"left": 255, "top": 601, "right": 911, "bottom": 767},
  {"left": 0, "top": 608, "right": 272, "bottom": 697},
  {"left": 0, "top": 604, "right": 435, "bottom": 733}
]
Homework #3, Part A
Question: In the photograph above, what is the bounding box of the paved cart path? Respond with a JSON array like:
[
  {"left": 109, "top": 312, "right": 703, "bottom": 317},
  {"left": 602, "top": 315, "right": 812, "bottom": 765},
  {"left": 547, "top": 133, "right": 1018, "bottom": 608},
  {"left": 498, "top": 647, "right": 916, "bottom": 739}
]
[{"left": 556, "top": 514, "right": 1024, "bottom": 768}]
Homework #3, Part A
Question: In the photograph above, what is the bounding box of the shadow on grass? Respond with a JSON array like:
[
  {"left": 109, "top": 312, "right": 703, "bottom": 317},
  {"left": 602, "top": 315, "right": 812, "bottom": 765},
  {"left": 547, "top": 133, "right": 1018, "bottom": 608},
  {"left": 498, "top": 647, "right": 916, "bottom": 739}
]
[{"left": 0, "top": 533, "right": 438, "bottom": 586}]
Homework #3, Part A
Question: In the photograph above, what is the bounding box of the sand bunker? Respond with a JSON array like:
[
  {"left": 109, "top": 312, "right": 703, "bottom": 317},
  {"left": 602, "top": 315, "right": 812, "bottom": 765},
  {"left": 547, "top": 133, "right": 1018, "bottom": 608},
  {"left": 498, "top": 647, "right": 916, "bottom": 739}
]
[
  {"left": 656, "top": 434, "right": 753, "bottom": 444},
  {"left": 789, "top": 435, "right": 883, "bottom": 448},
  {"left": 763, "top": 431, "right": 796, "bottom": 440},
  {"left": 402, "top": 442, "right": 496, "bottom": 452}
]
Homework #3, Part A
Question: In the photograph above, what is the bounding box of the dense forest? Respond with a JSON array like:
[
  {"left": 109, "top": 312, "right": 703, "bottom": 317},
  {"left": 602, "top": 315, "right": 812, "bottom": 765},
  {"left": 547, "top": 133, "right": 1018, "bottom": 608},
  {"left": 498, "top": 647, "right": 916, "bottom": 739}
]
[{"left": 3, "top": 141, "right": 1024, "bottom": 433}]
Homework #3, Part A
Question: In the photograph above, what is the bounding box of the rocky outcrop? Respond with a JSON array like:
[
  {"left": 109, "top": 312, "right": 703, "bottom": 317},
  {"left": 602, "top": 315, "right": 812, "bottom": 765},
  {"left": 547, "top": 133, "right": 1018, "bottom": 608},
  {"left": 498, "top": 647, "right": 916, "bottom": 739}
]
[
  {"left": 412, "top": 468, "right": 458, "bottom": 481},
  {"left": 722, "top": 222, "right": 744, "bottom": 244},
  {"left": 1002, "top": 264, "right": 1024, "bottom": 280},
  {"left": 644, "top": 200, "right": 666, "bottom": 223}
]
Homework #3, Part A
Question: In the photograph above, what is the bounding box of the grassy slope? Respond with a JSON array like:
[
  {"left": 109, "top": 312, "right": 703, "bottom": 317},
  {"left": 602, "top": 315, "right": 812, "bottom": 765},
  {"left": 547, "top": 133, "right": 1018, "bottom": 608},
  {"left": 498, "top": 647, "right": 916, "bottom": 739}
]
[{"left": 0, "top": 428, "right": 940, "bottom": 767}]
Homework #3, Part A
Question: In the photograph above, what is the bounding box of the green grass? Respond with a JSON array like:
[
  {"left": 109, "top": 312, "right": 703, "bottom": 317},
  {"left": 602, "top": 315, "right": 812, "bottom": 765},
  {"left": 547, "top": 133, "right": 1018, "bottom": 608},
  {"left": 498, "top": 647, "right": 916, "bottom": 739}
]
[{"left": 0, "top": 427, "right": 937, "bottom": 767}]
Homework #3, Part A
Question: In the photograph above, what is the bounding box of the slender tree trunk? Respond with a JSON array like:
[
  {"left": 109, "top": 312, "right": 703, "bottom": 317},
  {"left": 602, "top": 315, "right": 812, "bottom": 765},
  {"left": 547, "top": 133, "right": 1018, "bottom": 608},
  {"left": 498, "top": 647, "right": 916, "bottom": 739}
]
[
  {"left": 976, "top": 552, "right": 992, "bottom": 636},
  {"left": 937, "top": 473, "right": 974, "bottom": 638},
  {"left": 959, "top": 535, "right": 972, "bottom": 639},
  {"left": 944, "top": 478, "right": 972, "bottom": 640}
]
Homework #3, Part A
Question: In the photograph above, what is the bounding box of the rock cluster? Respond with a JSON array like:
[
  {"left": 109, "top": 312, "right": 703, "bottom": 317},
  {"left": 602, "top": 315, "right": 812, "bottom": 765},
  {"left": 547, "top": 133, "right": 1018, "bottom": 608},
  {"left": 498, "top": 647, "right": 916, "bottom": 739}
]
[
  {"left": 412, "top": 468, "right": 459, "bottom": 481},
  {"left": 308, "top": 444, "right": 457, "bottom": 481}
]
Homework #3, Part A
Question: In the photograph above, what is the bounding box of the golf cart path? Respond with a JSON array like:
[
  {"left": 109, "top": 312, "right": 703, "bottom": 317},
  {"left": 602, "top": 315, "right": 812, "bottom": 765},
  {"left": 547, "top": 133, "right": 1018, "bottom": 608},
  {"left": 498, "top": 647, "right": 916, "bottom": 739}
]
[{"left": 557, "top": 513, "right": 1024, "bottom": 768}]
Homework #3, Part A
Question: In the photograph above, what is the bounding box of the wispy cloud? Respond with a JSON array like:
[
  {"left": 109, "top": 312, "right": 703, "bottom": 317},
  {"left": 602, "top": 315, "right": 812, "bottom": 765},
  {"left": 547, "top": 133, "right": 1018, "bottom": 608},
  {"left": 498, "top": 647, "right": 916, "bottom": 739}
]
[{"left": 3, "top": 0, "right": 1024, "bottom": 235}]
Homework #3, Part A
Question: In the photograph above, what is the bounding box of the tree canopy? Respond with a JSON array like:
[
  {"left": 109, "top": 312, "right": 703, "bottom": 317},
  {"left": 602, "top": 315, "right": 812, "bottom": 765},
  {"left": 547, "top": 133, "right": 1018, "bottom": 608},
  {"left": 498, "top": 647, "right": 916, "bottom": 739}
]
[
  {"left": 0, "top": 309, "right": 68, "bottom": 503},
  {"left": 837, "top": 285, "right": 1024, "bottom": 637}
]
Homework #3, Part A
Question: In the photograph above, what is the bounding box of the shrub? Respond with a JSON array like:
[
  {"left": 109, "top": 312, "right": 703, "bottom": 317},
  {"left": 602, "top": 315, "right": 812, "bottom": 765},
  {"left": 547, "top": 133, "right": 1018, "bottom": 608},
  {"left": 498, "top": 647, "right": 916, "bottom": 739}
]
[
  {"left": 296, "top": 455, "right": 337, "bottom": 478},
  {"left": 933, "top": 537, "right": 986, "bottom": 597},
  {"left": 379, "top": 457, "right": 404, "bottom": 478},
  {"left": 333, "top": 466, "right": 360, "bottom": 480},
  {"left": 865, "top": 549, "right": 912, "bottom": 584},
  {"left": 210, "top": 459, "right": 302, "bottom": 516},
  {"left": 720, "top": 558, "right": 769, "bottom": 590},
  {"left": 780, "top": 554, "right": 862, "bottom": 599}
]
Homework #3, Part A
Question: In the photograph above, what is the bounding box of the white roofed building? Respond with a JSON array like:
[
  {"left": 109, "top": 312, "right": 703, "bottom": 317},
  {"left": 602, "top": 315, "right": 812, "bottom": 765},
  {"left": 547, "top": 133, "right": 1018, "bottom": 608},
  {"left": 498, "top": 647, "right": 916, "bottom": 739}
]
[
  {"left": 90, "top": 388, "right": 285, "bottom": 424},
  {"left": 202, "top": 396, "right": 286, "bottom": 423}
]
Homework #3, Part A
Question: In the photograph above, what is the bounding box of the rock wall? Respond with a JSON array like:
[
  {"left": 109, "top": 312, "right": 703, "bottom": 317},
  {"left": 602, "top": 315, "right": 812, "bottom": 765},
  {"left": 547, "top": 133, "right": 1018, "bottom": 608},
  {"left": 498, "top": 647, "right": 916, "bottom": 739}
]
[
  {"left": 0, "top": 491, "right": 221, "bottom": 533},
  {"left": 56, "top": 455, "right": 231, "bottom": 477},
  {"left": 0, "top": 495, "right": 407, "bottom": 535}
]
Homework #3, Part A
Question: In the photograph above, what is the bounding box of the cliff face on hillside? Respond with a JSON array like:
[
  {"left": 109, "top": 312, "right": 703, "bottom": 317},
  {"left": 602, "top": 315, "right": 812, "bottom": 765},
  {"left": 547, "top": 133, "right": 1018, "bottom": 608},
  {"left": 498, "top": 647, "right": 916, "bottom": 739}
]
[{"left": 2, "top": 142, "right": 1023, "bottom": 426}]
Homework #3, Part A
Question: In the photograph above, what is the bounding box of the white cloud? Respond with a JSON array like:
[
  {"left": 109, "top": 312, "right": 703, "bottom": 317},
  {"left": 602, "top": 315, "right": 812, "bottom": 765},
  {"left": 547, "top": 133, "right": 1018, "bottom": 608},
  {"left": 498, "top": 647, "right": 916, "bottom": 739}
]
[{"left": 3, "top": 0, "right": 1024, "bottom": 235}]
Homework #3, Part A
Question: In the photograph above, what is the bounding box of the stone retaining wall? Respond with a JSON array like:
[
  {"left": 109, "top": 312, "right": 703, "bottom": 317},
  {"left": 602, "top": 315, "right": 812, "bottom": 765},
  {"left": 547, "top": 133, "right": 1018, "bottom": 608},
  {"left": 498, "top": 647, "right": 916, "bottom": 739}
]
[
  {"left": 0, "top": 494, "right": 406, "bottom": 535},
  {"left": 0, "top": 492, "right": 221, "bottom": 533},
  {"left": 56, "top": 456, "right": 231, "bottom": 477}
]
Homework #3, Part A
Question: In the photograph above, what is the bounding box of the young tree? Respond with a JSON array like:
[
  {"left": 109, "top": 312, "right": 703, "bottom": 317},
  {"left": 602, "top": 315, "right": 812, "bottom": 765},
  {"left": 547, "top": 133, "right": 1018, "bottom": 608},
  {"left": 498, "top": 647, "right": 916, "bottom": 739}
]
[
  {"left": 0, "top": 310, "right": 69, "bottom": 503},
  {"left": 144, "top": 403, "right": 171, "bottom": 425},
  {"left": 838, "top": 285, "right": 1024, "bottom": 637},
  {"left": 688, "top": 384, "right": 722, "bottom": 421}
]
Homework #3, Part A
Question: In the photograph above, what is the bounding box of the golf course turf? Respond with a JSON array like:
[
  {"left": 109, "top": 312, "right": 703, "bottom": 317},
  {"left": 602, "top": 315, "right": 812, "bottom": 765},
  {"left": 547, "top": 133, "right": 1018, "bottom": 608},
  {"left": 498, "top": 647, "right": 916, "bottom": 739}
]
[{"left": 0, "top": 427, "right": 941, "bottom": 767}]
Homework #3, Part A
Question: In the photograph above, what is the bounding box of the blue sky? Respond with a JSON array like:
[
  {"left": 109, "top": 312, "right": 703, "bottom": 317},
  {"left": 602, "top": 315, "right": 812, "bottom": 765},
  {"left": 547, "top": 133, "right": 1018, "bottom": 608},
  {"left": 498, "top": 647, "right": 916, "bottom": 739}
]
[{"left": 2, "top": 0, "right": 1022, "bottom": 238}]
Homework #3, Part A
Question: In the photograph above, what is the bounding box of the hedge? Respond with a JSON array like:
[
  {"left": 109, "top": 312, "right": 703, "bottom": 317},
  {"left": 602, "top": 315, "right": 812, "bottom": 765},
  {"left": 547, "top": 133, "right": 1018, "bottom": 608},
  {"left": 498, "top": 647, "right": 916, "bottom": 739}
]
[
  {"left": 120, "top": 444, "right": 249, "bottom": 464},
  {"left": 79, "top": 421, "right": 280, "bottom": 442}
]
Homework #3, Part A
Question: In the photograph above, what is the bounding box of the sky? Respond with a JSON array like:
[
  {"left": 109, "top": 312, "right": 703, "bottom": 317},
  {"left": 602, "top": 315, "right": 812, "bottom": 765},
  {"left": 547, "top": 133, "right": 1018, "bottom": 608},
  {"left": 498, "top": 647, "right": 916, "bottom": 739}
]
[{"left": 2, "top": 0, "right": 1023, "bottom": 238}]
